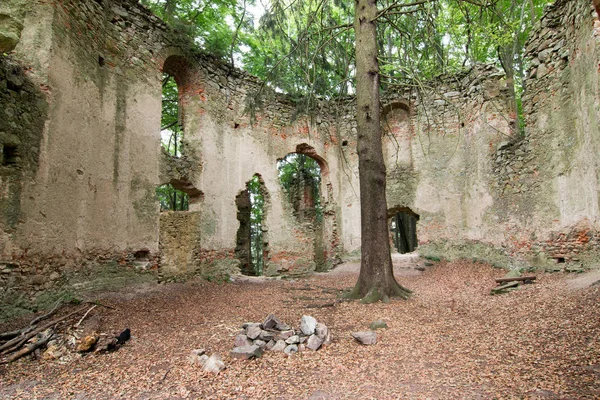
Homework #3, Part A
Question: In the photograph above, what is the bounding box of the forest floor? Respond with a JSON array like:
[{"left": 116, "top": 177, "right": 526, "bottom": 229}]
[{"left": 0, "top": 258, "right": 599, "bottom": 399}]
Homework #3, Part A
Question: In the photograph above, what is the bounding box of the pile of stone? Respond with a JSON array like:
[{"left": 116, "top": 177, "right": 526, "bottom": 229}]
[
  {"left": 230, "top": 314, "right": 331, "bottom": 359},
  {"left": 188, "top": 349, "right": 226, "bottom": 374}
]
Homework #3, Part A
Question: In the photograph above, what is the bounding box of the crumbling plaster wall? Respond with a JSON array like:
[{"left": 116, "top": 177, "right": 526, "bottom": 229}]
[
  {"left": 332, "top": 0, "right": 600, "bottom": 269},
  {"left": 0, "top": 0, "right": 343, "bottom": 286},
  {"left": 2, "top": 0, "right": 599, "bottom": 297},
  {"left": 334, "top": 65, "right": 514, "bottom": 259},
  {"left": 0, "top": 0, "right": 176, "bottom": 293}
]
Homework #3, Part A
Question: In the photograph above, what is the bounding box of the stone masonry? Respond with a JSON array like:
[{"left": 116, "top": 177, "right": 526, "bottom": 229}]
[{"left": 0, "top": 0, "right": 599, "bottom": 301}]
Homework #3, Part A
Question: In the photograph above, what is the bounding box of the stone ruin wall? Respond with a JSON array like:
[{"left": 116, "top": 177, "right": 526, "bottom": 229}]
[
  {"left": 0, "top": 0, "right": 344, "bottom": 295},
  {"left": 1, "top": 0, "right": 599, "bottom": 300},
  {"left": 504, "top": 0, "right": 600, "bottom": 268},
  {"left": 333, "top": 65, "right": 515, "bottom": 262},
  {"left": 304, "top": 0, "right": 600, "bottom": 270}
]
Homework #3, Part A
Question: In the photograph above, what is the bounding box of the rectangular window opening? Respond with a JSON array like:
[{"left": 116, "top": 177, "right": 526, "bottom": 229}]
[{"left": 1, "top": 144, "right": 19, "bottom": 166}]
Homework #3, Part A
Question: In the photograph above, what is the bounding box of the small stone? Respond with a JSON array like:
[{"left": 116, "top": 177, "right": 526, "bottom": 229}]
[
  {"left": 300, "top": 315, "right": 317, "bottom": 335},
  {"left": 315, "top": 323, "right": 332, "bottom": 345},
  {"left": 230, "top": 344, "right": 264, "bottom": 359},
  {"left": 265, "top": 340, "right": 276, "bottom": 350},
  {"left": 246, "top": 324, "right": 262, "bottom": 340},
  {"left": 369, "top": 320, "right": 388, "bottom": 330},
  {"left": 258, "top": 330, "right": 275, "bottom": 341},
  {"left": 284, "top": 344, "right": 298, "bottom": 354},
  {"left": 275, "top": 323, "right": 291, "bottom": 331},
  {"left": 271, "top": 340, "right": 287, "bottom": 352},
  {"left": 276, "top": 330, "right": 294, "bottom": 341},
  {"left": 203, "top": 353, "right": 225, "bottom": 374},
  {"left": 262, "top": 314, "right": 282, "bottom": 330},
  {"left": 234, "top": 334, "right": 251, "bottom": 347},
  {"left": 351, "top": 331, "right": 377, "bottom": 345},
  {"left": 306, "top": 334, "right": 323, "bottom": 351},
  {"left": 254, "top": 339, "right": 267, "bottom": 348},
  {"left": 315, "top": 323, "right": 327, "bottom": 338},
  {"left": 285, "top": 335, "right": 300, "bottom": 344},
  {"left": 188, "top": 348, "right": 209, "bottom": 366}
]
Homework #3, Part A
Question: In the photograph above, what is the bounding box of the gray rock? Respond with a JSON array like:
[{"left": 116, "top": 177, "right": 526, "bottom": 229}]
[
  {"left": 203, "top": 353, "right": 225, "bottom": 374},
  {"left": 271, "top": 340, "right": 287, "bottom": 352},
  {"left": 369, "top": 320, "right": 388, "bottom": 330},
  {"left": 234, "top": 334, "right": 251, "bottom": 347},
  {"left": 306, "top": 334, "right": 323, "bottom": 351},
  {"left": 259, "top": 330, "right": 275, "bottom": 341},
  {"left": 246, "top": 324, "right": 262, "bottom": 340},
  {"left": 276, "top": 330, "right": 295, "bottom": 341},
  {"left": 284, "top": 344, "right": 298, "bottom": 354},
  {"left": 315, "top": 323, "right": 327, "bottom": 338},
  {"left": 262, "top": 314, "right": 282, "bottom": 330},
  {"left": 188, "top": 348, "right": 208, "bottom": 365},
  {"left": 285, "top": 335, "right": 300, "bottom": 344},
  {"left": 230, "top": 344, "right": 264, "bottom": 359},
  {"left": 265, "top": 340, "right": 276, "bottom": 350},
  {"left": 275, "top": 323, "right": 292, "bottom": 331},
  {"left": 315, "top": 323, "right": 332, "bottom": 345},
  {"left": 254, "top": 339, "right": 267, "bottom": 348},
  {"left": 351, "top": 331, "right": 377, "bottom": 345},
  {"left": 300, "top": 315, "right": 317, "bottom": 335}
]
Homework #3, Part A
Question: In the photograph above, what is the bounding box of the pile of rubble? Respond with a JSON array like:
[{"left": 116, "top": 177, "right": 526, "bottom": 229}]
[{"left": 230, "top": 314, "right": 332, "bottom": 359}]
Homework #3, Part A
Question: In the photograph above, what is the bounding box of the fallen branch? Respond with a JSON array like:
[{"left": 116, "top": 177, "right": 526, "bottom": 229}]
[
  {"left": 495, "top": 276, "right": 537, "bottom": 284},
  {"left": 0, "top": 305, "right": 88, "bottom": 354},
  {"left": 74, "top": 305, "right": 97, "bottom": 328},
  {"left": 0, "top": 326, "right": 34, "bottom": 341},
  {"left": 0, "top": 299, "right": 62, "bottom": 340},
  {"left": 305, "top": 302, "right": 336, "bottom": 309},
  {"left": 30, "top": 299, "right": 63, "bottom": 326},
  {"left": 2, "top": 330, "right": 54, "bottom": 364},
  {"left": 161, "top": 367, "right": 172, "bottom": 383}
]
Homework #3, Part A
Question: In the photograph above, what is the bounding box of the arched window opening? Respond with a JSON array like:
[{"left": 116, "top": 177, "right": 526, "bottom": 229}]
[
  {"left": 389, "top": 208, "right": 419, "bottom": 254},
  {"left": 161, "top": 73, "right": 183, "bottom": 157},
  {"left": 277, "top": 153, "right": 322, "bottom": 222},
  {"left": 236, "top": 174, "right": 268, "bottom": 276}
]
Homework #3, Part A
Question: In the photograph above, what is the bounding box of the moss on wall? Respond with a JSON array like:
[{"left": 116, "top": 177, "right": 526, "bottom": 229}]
[{"left": 0, "top": 56, "right": 47, "bottom": 233}]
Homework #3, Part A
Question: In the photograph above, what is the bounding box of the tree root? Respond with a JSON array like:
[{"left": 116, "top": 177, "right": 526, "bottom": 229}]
[{"left": 343, "top": 282, "right": 412, "bottom": 303}]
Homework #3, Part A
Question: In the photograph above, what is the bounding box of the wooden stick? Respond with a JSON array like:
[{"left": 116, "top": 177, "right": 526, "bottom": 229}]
[
  {"left": 0, "top": 326, "right": 34, "bottom": 341},
  {"left": 495, "top": 276, "right": 537, "bottom": 284},
  {"left": 0, "top": 305, "right": 88, "bottom": 354},
  {"left": 74, "top": 305, "right": 97, "bottom": 328},
  {"left": 2, "top": 330, "right": 54, "bottom": 364},
  {"left": 161, "top": 367, "right": 172, "bottom": 383},
  {"left": 30, "top": 299, "right": 62, "bottom": 326},
  {"left": 0, "top": 298, "right": 62, "bottom": 340}
]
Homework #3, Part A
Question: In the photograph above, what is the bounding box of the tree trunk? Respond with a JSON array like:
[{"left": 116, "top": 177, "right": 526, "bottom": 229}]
[
  {"left": 350, "top": 0, "right": 411, "bottom": 303},
  {"left": 595, "top": 0, "right": 600, "bottom": 17}
]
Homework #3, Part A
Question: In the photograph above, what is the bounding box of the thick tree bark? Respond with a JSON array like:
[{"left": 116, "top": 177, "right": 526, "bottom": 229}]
[{"left": 350, "top": 0, "right": 411, "bottom": 302}]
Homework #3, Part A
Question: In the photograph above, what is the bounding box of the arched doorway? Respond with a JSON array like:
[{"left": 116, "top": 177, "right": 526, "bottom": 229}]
[{"left": 236, "top": 174, "right": 269, "bottom": 276}]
